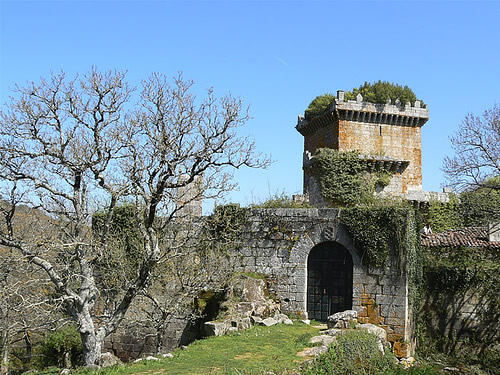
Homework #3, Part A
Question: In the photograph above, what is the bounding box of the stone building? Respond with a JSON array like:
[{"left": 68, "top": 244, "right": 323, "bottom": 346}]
[
  {"left": 296, "top": 91, "right": 449, "bottom": 205},
  {"left": 104, "top": 89, "right": 448, "bottom": 360}
]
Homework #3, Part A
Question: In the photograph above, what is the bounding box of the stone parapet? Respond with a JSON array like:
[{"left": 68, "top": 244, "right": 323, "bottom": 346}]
[{"left": 296, "top": 92, "right": 429, "bottom": 136}]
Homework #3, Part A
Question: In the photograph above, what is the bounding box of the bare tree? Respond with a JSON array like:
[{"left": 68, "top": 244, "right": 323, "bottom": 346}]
[
  {"left": 0, "top": 69, "right": 269, "bottom": 366},
  {"left": 443, "top": 104, "right": 500, "bottom": 192}
]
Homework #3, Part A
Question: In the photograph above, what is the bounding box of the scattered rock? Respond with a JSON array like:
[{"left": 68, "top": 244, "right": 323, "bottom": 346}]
[
  {"left": 135, "top": 355, "right": 159, "bottom": 363},
  {"left": 322, "top": 328, "right": 344, "bottom": 337},
  {"left": 283, "top": 318, "right": 293, "bottom": 325},
  {"left": 238, "top": 317, "right": 252, "bottom": 330},
  {"left": 297, "top": 345, "right": 328, "bottom": 357},
  {"left": 228, "top": 326, "right": 239, "bottom": 334},
  {"left": 355, "top": 323, "right": 387, "bottom": 342},
  {"left": 273, "top": 313, "right": 289, "bottom": 324},
  {"left": 443, "top": 367, "right": 460, "bottom": 372},
  {"left": 260, "top": 317, "right": 278, "bottom": 327},
  {"left": 60, "top": 369, "right": 71, "bottom": 375},
  {"left": 327, "top": 310, "right": 358, "bottom": 329},
  {"left": 99, "top": 352, "right": 122, "bottom": 367},
  {"left": 310, "top": 335, "right": 336, "bottom": 346},
  {"left": 301, "top": 319, "right": 311, "bottom": 325},
  {"left": 162, "top": 353, "right": 173, "bottom": 358},
  {"left": 250, "top": 315, "right": 262, "bottom": 325},
  {"left": 400, "top": 357, "right": 415, "bottom": 369},
  {"left": 180, "top": 345, "right": 188, "bottom": 350},
  {"left": 204, "top": 321, "right": 229, "bottom": 336}
]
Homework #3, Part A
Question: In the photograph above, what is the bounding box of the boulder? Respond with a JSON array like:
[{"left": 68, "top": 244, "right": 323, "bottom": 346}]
[
  {"left": 273, "top": 313, "right": 289, "bottom": 324},
  {"left": 322, "top": 328, "right": 344, "bottom": 337},
  {"left": 251, "top": 316, "right": 263, "bottom": 325},
  {"left": 327, "top": 310, "right": 357, "bottom": 329},
  {"left": 238, "top": 317, "right": 252, "bottom": 330},
  {"left": 355, "top": 323, "right": 387, "bottom": 342},
  {"left": 310, "top": 335, "right": 336, "bottom": 346},
  {"left": 297, "top": 345, "right": 328, "bottom": 357},
  {"left": 274, "top": 313, "right": 293, "bottom": 325},
  {"left": 203, "top": 321, "right": 230, "bottom": 336},
  {"left": 260, "top": 317, "right": 278, "bottom": 327},
  {"left": 162, "top": 353, "right": 173, "bottom": 358},
  {"left": 99, "top": 352, "right": 122, "bottom": 367}
]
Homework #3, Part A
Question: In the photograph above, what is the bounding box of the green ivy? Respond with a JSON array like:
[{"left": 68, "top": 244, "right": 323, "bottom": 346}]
[
  {"left": 311, "top": 149, "right": 394, "bottom": 207},
  {"left": 422, "top": 195, "right": 463, "bottom": 233},
  {"left": 92, "top": 203, "right": 144, "bottom": 295},
  {"left": 340, "top": 205, "right": 422, "bottom": 321},
  {"left": 206, "top": 203, "right": 249, "bottom": 244},
  {"left": 419, "top": 245, "right": 499, "bottom": 370}
]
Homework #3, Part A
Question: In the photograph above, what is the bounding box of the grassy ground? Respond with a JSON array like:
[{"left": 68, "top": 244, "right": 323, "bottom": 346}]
[{"left": 84, "top": 322, "right": 322, "bottom": 375}]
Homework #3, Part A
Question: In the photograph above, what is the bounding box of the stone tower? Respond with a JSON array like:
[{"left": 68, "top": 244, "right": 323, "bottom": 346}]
[{"left": 296, "top": 90, "right": 429, "bottom": 204}]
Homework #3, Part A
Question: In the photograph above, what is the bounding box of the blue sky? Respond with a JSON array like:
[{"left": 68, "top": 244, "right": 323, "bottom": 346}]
[{"left": 1, "top": 0, "right": 499, "bottom": 210}]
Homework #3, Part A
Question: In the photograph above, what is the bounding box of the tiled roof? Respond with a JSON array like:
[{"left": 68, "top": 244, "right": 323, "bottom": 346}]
[{"left": 421, "top": 227, "right": 500, "bottom": 248}]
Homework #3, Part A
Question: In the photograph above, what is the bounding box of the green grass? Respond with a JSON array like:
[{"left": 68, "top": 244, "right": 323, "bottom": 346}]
[{"left": 81, "top": 322, "right": 321, "bottom": 375}]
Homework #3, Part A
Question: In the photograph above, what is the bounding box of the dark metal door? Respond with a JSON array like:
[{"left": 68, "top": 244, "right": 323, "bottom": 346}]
[{"left": 307, "top": 242, "right": 353, "bottom": 322}]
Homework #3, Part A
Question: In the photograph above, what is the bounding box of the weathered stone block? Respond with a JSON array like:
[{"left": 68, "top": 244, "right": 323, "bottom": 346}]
[{"left": 393, "top": 341, "right": 411, "bottom": 358}]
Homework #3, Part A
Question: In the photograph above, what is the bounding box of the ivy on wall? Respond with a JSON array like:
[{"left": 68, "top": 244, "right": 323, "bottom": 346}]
[
  {"left": 419, "top": 244, "right": 499, "bottom": 368},
  {"left": 421, "top": 195, "right": 463, "bottom": 233},
  {"left": 206, "top": 203, "right": 249, "bottom": 245},
  {"left": 311, "top": 149, "right": 393, "bottom": 207},
  {"left": 340, "top": 206, "right": 422, "bottom": 319}
]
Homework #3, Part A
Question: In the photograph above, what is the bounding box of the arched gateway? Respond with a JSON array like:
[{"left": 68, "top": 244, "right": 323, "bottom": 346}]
[{"left": 307, "top": 241, "right": 353, "bottom": 321}]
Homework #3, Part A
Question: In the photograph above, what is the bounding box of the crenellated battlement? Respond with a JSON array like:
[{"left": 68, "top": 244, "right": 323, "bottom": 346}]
[{"left": 296, "top": 90, "right": 429, "bottom": 136}]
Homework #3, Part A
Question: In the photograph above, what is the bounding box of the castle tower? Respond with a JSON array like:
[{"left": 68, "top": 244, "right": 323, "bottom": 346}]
[{"left": 296, "top": 90, "right": 429, "bottom": 202}]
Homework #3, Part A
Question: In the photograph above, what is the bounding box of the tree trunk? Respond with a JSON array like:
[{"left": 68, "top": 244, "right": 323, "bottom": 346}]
[
  {"left": 76, "top": 306, "right": 103, "bottom": 367},
  {"left": 80, "top": 330, "right": 102, "bottom": 367}
]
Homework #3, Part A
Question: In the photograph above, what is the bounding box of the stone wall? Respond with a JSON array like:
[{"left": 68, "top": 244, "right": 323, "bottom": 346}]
[
  {"left": 337, "top": 119, "right": 422, "bottom": 193},
  {"left": 103, "top": 300, "right": 200, "bottom": 362},
  {"left": 103, "top": 207, "right": 418, "bottom": 360},
  {"left": 234, "top": 208, "right": 415, "bottom": 356}
]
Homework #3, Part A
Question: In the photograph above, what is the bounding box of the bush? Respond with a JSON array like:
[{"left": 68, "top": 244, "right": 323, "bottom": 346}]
[
  {"left": 344, "top": 81, "right": 423, "bottom": 107},
  {"left": 303, "top": 330, "right": 439, "bottom": 374},
  {"left": 39, "top": 325, "right": 82, "bottom": 368},
  {"left": 304, "top": 93, "right": 335, "bottom": 120},
  {"left": 250, "top": 191, "right": 310, "bottom": 208}
]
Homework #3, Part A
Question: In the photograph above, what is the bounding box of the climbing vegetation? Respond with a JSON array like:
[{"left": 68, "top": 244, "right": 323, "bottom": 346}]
[
  {"left": 340, "top": 205, "right": 422, "bottom": 319},
  {"left": 311, "top": 149, "right": 394, "bottom": 207},
  {"left": 206, "top": 203, "right": 249, "bottom": 245},
  {"left": 419, "top": 245, "right": 499, "bottom": 373},
  {"left": 421, "top": 195, "right": 463, "bottom": 233}
]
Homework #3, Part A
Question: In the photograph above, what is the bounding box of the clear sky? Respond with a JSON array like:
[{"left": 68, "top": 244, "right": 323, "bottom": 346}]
[{"left": 1, "top": 0, "right": 499, "bottom": 210}]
